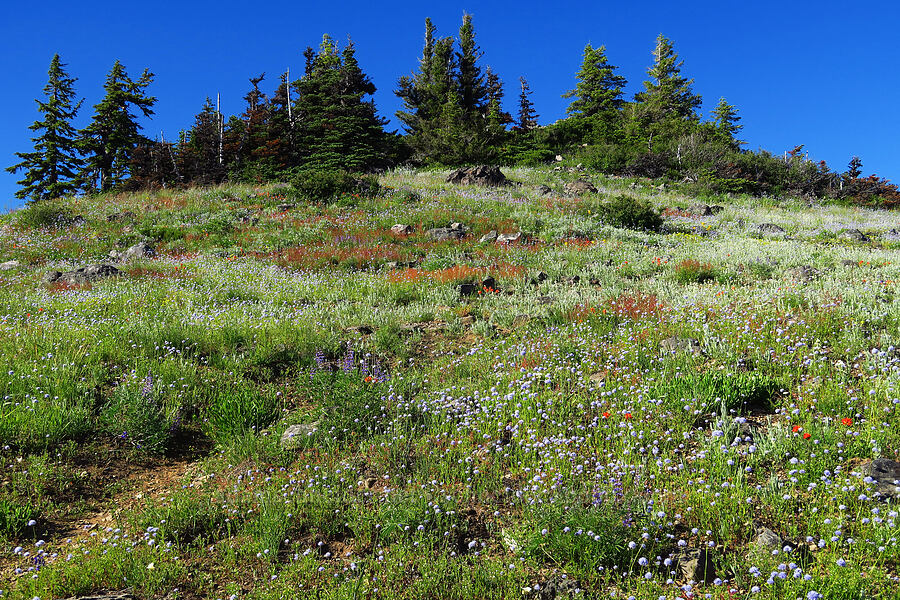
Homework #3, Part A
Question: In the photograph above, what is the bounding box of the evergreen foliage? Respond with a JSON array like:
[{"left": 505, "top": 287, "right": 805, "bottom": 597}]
[
  {"left": 563, "top": 44, "right": 627, "bottom": 118},
  {"left": 710, "top": 97, "right": 743, "bottom": 148},
  {"left": 293, "top": 36, "right": 391, "bottom": 172},
  {"left": 6, "top": 54, "right": 84, "bottom": 202},
  {"left": 516, "top": 77, "right": 539, "bottom": 132},
  {"left": 79, "top": 60, "right": 156, "bottom": 192}
]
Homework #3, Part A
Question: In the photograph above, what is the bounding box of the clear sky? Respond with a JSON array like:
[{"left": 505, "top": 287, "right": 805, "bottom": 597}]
[{"left": 2, "top": 0, "right": 898, "bottom": 212}]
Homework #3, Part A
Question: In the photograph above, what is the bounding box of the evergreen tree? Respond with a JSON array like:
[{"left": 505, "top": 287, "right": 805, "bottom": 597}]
[
  {"left": 7, "top": 54, "right": 84, "bottom": 201},
  {"left": 634, "top": 34, "right": 701, "bottom": 123},
  {"left": 847, "top": 155, "right": 863, "bottom": 179},
  {"left": 396, "top": 19, "right": 456, "bottom": 160},
  {"left": 563, "top": 44, "right": 626, "bottom": 118},
  {"left": 79, "top": 61, "right": 156, "bottom": 192},
  {"left": 293, "top": 36, "right": 390, "bottom": 171},
  {"left": 516, "top": 77, "right": 539, "bottom": 132},
  {"left": 710, "top": 97, "right": 743, "bottom": 147},
  {"left": 184, "top": 97, "right": 226, "bottom": 184},
  {"left": 456, "top": 13, "right": 488, "bottom": 117},
  {"left": 266, "top": 73, "right": 295, "bottom": 168}
]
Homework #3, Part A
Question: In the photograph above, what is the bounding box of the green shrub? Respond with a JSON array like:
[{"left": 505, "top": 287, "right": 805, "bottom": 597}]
[
  {"left": 601, "top": 194, "right": 663, "bottom": 231},
  {"left": 15, "top": 200, "right": 75, "bottom": 228},
  {"left": 291, "top": 170, "right": 379, "bottom": 203}
]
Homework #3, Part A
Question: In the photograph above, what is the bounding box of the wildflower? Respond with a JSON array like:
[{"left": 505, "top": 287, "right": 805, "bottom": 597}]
[
  {"left": 803, "top": 433, "right": 811, "bottom": 439},
  {"left": 624, "top": 413, "right": 632, "bottom": 420},
  {"left": 792, "top": 425, "right": 801, "bottom": 433},
  {"left": 841, "top": 417, "right": 853, "bottom": 426}
]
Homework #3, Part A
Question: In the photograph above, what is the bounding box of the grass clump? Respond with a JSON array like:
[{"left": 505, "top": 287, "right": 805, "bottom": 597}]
[{"left": 14, "top": 199, "right": 76, "bottom": 228}]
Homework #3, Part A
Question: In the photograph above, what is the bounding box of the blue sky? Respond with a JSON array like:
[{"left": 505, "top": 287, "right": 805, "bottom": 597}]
[{"left": 2, "top": 0, "right": 898, "bottom": 212}]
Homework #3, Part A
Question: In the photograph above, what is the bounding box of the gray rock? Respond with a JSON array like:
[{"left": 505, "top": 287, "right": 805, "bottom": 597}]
[
  {"left": 563, "top": 179, "right": 597, "bottom": 195},
  {"left": 106, "top": 211, "right": 135, "bottom": 222},
  {"left": 0, "top": 260, "right": 21, "bottom": 271},
  {"left": 450, "top": 222, "right": 468, "bottom": 233},
  {"left": 45, "top": 264, "right": 121, "bottom": 286},
  {"left": 751, "top": 526, "right": 783, "bottom": 555},
  {"left": 497, "top": 232, "right": 522, "bottom": 244},
  {"left": 281, "top": 423, "right": 318, "bottom": 449},
  {"left": 840, "top": 228, "right": 869, "bottom": 242},
  {"left": 860, "top": 458, "right": 900, "bottom": 499},
  {"left": 787, "top": 265, "right": 818, "bottom": 282},
  {"left": 277, "top": 203, "right": 296, "bottom": 212},
  {"left": 459, "top": 283, "right": 478, "bottom": 297},
  {"left": 840, "top": 259, "right": 859, "bottom": 268},
  {"left": 446, "top": 165, "right": 509, "bottom": 187},
  {"left": 479, "top": 230, "right": 498, "bottom": 243},
  {"left": 530, "top": 271, "right": 548, "bottom": 285},
  {"left": 660, "top": 337, "right": 703, "bottom": 355},
  {"left": 671, "top": 548, "right": 716, "bottom": 583},
  {"left": 117, "top": 242, "right": 156, "bottom": 263},
  {"left": 534, "top": 184, "right": 552, "bottom": 195},
  {"left": 427, "top": 227, "right": 465, "bottom": 242},
  {"left": 756, "top": 223, "right": 786, "bottom": 235},
  {"left": 391, "top": 224, "right": 413, "bottom": 235},
  {"left": 536, "top": 296, "right": 554, "bottom": 305},
  {"left": 886, "top": 228, "right": 900, "bottom": 241}
]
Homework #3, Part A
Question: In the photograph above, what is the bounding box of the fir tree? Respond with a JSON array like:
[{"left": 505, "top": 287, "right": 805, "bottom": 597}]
[
  {"left": 7, "top": 54, "right": 84, "bottom": 201},
  {"left": 634, "top": 34, "right": 701, "bottom": 123},
  {"left": 184, "top": 97, "right": 225, "bottom": 184},
  {"left": 563, "top": 44, "right": 626, "bottom": 118},
  {"left": 710, "top": 97, "right": 743, "bottom": 148},
  {"left": 293, "top": 36, "right": 390, "bottom": 172},
  {"left": 847, "top": 156, "right": 863, "bottom": 179},
  {"left": 456, "top": 13, "right": 488, "bottom": 117},
  {"left": 516, "top": 77, "right": 539, "bottom": 132},
  {"left": 79, "top": 61, "right": 156, "bottom": 192}
]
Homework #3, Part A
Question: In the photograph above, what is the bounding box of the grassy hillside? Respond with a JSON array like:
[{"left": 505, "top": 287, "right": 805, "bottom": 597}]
[{"left": 2, "top": 168, "right": 900, "bottom": 599}]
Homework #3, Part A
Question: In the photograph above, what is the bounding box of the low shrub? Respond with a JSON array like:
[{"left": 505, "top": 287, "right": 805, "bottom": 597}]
[
  {"left": 101, "top": 374, "right": 175, "bottom": 455},
  {"left": 601, "top": 194, "right": 663, "bottom": 231},
  {"left": 291, "top": 170, "right": 379, "bottom": 203}
]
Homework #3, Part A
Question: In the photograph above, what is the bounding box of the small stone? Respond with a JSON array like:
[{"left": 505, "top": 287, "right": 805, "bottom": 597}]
[
  {"left": 536, "top": 296, "right": 554, "bottom": 305},
  {"left": 840, "top": 228, "right": 869, "bottom": 242},
  {"left": 564, "top": 179, "right": 597, "bottom": 195},
  {"left": 277, "top": 203, "right": 296, "bottom": 212},
  {"left": 787, "top": 265, "right": 817, "bottom": 282},
  {"left": 534, "top": 184, "right": 552, "bottom": 195},
  {"left": 497, "top": 232, "right": 522, "bottom": 244},
  {"left": 391, "top": 224, "right": 413, "bottom": 235},
  {"left": 0, "top": 260, "right": 21, "bottom": 271},
  {"left": 660, "top": 337, "right": 703, "bottom": 355},
  {"left": 281, "top": 423, "right": 318, "bottom": 449},
  {"left": 756, "top": 223, "right": 786, "bottom": 235},
  {"left": 479, "top": 230, "right": 498, "bottom": 243},
  {"left": 460, "top": 315, "right": 476, "bottom": 326},
  {"left": 672, "top": 548, "right": 716, "bottom": 583}
]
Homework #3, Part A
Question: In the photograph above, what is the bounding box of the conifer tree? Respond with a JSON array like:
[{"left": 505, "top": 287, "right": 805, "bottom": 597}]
[
  {"left": 710, "top": 97, "right": 743, "bottom": 147},
  {"left": 516, "top": 77, "right": 539, "bottom": 132},
  {"left": 293, "top": 36, "right": 390, "bottom": 171},
  {"left": 847, "top": 156, "right": 863, "bottom": 179},
  {"left": 7, "top": 54, "right": 84, "bottom": 201},
  {"left": 456, "top": 13, "right": 488, "bottom": 117},
  {"left": 563, "top": 44, "right": 626, "bottom": 118},
  {"left": 634, "top": 34, "right": 701, "bottom": 123},
  {"left": 183, "top": 97, "right": 226, "bottom": 184},
  {"left": 79, "top": 61, "right": 156, "bottom": 192}
]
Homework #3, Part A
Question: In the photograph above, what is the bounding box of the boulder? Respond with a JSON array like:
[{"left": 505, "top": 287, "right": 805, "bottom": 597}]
[
  {"left": 563, "top": 179, "right": 597, "bottom": 195},
  {"left": 427, "top": 228, "right": 465, "bottom": 242},
  {"left": 750, "top": 526, "right": 783, "bottom": 557},
  {"left": 446, "top": 165, "right": 508, "bottom": 187},
  {"left": 860, "top": 458, "right": 900, "bottom": 500},
  {"left": 391, "top": 224, "right": 413, "bottom": 235},
  {"left": 45, "top": 264, "right": 121, "bottom": 285},
  {"left": 534, "top": 184, "right": 552, "bottom": 195},
  {"left": 277, "top": 203, "right": 296, "bottom": 212},
  {"left": 840, "top": 259, "right": 858, "bottom": 268},
  {"left": 0, "top": 260, "right": 21, "bottom": 271}
]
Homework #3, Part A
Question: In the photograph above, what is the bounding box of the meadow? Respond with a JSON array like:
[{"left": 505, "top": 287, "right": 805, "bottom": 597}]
[{"left": 2, "top": 167, "right": 900, "bottom": 599}]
